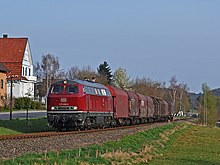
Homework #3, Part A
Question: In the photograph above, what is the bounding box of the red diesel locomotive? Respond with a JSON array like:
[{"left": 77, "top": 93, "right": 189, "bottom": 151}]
[
  {"left": 47, "top": 79, "right": 113, "bottom": 130},
  {"left": 47, "top": 79, "right": 173, "bottom": 130}
]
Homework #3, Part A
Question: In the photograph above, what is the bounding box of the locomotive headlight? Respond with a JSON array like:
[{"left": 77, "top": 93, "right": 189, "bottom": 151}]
[
  {"left": 72, "top": 106, "right": 78, "bottom": 110},
  {"left": 51, "top": 106, "right": 55, "bottom": 110}
]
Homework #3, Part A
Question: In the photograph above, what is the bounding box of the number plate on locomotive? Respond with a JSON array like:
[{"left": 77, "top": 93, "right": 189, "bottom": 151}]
[{"left": 60, "top": 98, "right": 67, "bottom": 102}]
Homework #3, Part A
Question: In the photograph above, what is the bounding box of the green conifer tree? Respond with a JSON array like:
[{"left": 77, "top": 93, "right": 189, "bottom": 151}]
[{"left": 97, "top": 61, "right": 113, "bottom": 85}]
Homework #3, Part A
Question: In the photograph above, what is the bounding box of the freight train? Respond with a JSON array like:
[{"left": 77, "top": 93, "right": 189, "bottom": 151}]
[{"left": 47, "top": 79, "right": 173, "bottom": 131}]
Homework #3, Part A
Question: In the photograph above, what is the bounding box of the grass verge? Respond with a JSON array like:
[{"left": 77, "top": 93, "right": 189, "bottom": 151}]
[
  {"left": 3, "top": 122, "right": 219, "bottom": 165},
  {"left": 150, "top": 124, "right": 220, "bottom": 165},
  {"left": 0, "top": 117, "right": 54, "bottom": 135},
  {"left": 2, "top": 122, "right": 190, "bottom": 165}
]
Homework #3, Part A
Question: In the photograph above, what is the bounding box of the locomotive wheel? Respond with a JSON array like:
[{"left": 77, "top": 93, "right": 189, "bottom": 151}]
[
  {"left": 85, "top": 118, "right": 91, "bottom": 129},
  {"left": 85, "top": 117, "right": 95, "bottom": 129},
  {"left": 125, "top": 119, "right": 131, "bottom": 125},
  {"left": 112, "top": 119, "right": 119, "bottom": 127}
]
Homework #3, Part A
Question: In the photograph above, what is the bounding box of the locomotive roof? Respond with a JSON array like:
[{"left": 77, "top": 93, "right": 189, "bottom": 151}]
[{"left": 52, "top": 79, "right": 109, "bottom": 90}]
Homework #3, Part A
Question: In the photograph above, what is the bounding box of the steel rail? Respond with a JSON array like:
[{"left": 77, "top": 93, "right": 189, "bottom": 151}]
[
  {"left": 0, "top": 118, "right": 188, "bottom": 141},
  {"left": 0, "top": 123, "right": 151, "bottom": 141}
]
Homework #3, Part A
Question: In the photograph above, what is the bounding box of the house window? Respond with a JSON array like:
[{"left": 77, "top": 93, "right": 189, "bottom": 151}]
[
  {"left": 25, "top": 68, "right": 27, "bottom": 76},
  {"left": 23, "top": 67, "right": 25, "bottom": 76},
  {"left": 29, "top": 68, "right": 31, "bottom": 76},
  {"left": 1, "top": 79, "right": 3, "bottom": 89}
]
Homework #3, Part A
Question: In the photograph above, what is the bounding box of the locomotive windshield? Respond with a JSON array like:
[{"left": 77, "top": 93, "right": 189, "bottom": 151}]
[
  {"left": 66, "top": 86, "right": 78, "bottom": 94},
  {"left": 51, "top": 85, "right": 64, "bottom": 94},
  {"left": 50, "top": 85, "right": 78, "bottom": 94}
]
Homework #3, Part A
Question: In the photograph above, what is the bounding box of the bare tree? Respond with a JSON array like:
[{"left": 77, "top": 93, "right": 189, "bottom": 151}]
[
  {"left": 169, "top": 76, "right": 178, "bottom": 113},
  {"left": 66, "top": 66, "right": 80, "bottom": 79},
  {"left": 34, "top": 53, "right": 60, "bottom": 97},
  {"left": 66, "top": 65, "right": 98, "bottom": 81},
  {"left": 200, "top": 83, "right": 217, "bottom": 126},
  {"left": 42, "top": 54, "right": 60, "bottom": 94},
  {"left": 33, "top": 62, "right": 42, "bottom": 81},
  {"left": 56, "top": 69, "right": 66, "bottom": 79},
  {"left": 133, "top": 77, "right": 166, "bottom": 98},
  {"left": 169, "top": 76, "right": 190, "bottom": 115},
  {"left": 177, "top": 83, "right": 190, "bottom": 114}
]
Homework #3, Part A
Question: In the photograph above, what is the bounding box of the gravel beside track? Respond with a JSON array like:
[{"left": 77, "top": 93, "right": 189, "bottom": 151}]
[{"left": 0, "top": 122, "right": 170, "bottom": 161}]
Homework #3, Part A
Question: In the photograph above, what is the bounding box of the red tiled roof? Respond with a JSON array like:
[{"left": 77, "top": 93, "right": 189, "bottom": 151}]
[
  {"left": 0, "top": 62, "right": 9, "bottom": 73},
  {"left": 0, "top": 38, "right": 28, "bottom": 79}
]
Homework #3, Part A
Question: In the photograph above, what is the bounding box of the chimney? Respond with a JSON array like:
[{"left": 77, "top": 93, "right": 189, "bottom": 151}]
[{"left": 3, "top": 34, "right": 8, "bottom": 38}]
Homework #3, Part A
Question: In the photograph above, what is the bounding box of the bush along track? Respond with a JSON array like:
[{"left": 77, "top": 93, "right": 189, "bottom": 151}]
[{"left": 1, "top": 122, "right": 190, "bottom": 165}]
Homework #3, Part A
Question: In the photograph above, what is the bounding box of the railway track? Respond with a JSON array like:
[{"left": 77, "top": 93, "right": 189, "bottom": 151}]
[
  {"left": 0, "top": 123, "right": 153, "bottom": 141},
  {"left": 0, "top": 118, "right": 188, "bottom": 141},
  {"left": 0, "top": 119, "right": 189, "bottom": 161},
  {"left": 0, "top": 118, "right": 189, "bottom": 141}
]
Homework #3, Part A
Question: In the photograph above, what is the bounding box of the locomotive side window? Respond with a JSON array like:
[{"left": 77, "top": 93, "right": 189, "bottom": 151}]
[
  {"left": 101, "top": 89, "right": 107, "bottom": 96},
  {"left": 51, "top": 85, "right": 64, "bottom": 94},
  {"left": 82, "top": 85, "right": 111, "bottom": 96},
  {"left": 86, "top": 86, "right": 90, "bottom": 94},
  {"left": 66, "top": 86, "right": 78, "bottom": 94},
  {"left": 105, "top": 90, "right": 111, "bottom": 96},
  {"left": 84, "top": 86, "right": 93, "bottom": 94},
  {"left": 94, "top": 88, "right": 98, "bottom": 95},
  {"left": 90, "top": 87, "right": 96, "bottom": 94},
  {"left": 86, "top": 86, "right": 91, "bottom": 94},
  {"left": 83, "top": 86, "right": 86, "bottom": 93},
  {"left": 97, "top": 88, "right": 102, "bottom": 95}
]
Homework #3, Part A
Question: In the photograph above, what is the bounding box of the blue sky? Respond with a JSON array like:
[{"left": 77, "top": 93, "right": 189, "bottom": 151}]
[{"left": 1, "top": 0, "right": 220, "bottom": 93}]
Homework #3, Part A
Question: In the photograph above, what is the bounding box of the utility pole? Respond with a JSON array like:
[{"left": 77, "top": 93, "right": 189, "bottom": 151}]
[
  {"left": 9, "top": 77, "right": 13, "bottom": 120},
  {"left": 205, "top": 92, "right": 208, "bottom": 126},
  {"left": 203, "top": 91, "right": 205, "bottom": 125},
  {"left": 8, "top": 75, "right": 18, "bottom": 120},
  {"left": 203, "top": 89, "right": 208, "bottom": 126}
]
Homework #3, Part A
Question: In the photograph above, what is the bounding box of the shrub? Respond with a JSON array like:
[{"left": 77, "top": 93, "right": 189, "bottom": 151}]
[
  {"left": 31, "top": 101, "right": 44, "bottom": 110},
  {"left": 23, "top": 97, "right": 32, "bottom": 109},
  {"left": 34, "top": 101, "right": 44, "bottom": 109},
  {"left": 14, "top": 98, "right": 25, "bottom": 109},
  {"left": 0, "top": 95, "right": 14, "bottom": 110},
  {"left": 15, "top": 97, "right": 44, "bottom": 110},
  {"left": 30, "top": 100, "right": 37, "bottom": 109}
]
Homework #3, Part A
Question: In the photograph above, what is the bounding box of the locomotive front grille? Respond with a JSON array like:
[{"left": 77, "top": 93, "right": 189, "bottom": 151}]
[{"left": 50, "top": 106, "right": 78, "bottom": 110}]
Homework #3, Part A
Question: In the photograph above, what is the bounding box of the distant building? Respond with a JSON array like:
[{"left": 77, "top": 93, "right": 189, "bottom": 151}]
[
  {"left": 0, "top": 62, "right": 9, "bottom": 107},
  {"left": 0, "top": 34, "right": 37, "bottom": 98}
]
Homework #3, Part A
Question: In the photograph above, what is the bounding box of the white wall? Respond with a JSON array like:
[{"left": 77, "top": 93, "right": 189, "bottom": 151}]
[
  {"left": 7, "top": 81, "right": 35, "bottom": 98},
  {"left": 7, "top": 41, "right": 37, "bottom": 98}
]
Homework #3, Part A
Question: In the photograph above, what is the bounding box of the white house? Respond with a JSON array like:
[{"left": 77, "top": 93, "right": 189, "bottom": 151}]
[{"left": 0, "top": 34, "right": 37, "bottom": 98}]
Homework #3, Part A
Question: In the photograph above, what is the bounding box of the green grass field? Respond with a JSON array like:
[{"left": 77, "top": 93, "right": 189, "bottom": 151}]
[
  {"left": 1, "top": 122, "right": 220, "bottom": 165},
  {"left": 0, "top": 117, "right": 54, "bottom": 135},
  {"left": 150, "top": 124, "right": 220, "bottom": 165}
]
